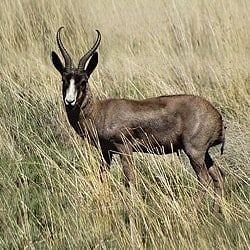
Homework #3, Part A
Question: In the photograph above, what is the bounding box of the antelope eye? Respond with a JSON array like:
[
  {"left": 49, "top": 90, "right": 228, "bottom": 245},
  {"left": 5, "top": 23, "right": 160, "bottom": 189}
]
[
  {"left": 81, "top": 79, "right": 87, "bottom": 85},
  {"left": 80, "top": 82, "right": 87, "bottom": 90},
  {"left": 62, "top": 80, "right": 69, "bottom": 88}
]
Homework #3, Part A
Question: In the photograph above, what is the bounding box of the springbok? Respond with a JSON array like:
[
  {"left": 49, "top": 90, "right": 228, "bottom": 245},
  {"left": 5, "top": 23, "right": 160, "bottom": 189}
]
[{"left": 51, "top": 27, "right": 226, "bottom": 213}]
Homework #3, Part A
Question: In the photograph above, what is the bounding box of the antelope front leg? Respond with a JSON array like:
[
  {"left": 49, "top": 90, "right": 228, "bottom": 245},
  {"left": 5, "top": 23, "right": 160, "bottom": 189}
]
[
  {"left": 100, "top": 150, "right": 112, "bottom": 182},
  {"left": 120, "top": 153, "right": 134, "bottom": 188},
  {"left": 114, "top": 142, "right": 134, "bottom": 188},
  {"left": 116, "top": 143, "right": 140, "bottom": 247}
]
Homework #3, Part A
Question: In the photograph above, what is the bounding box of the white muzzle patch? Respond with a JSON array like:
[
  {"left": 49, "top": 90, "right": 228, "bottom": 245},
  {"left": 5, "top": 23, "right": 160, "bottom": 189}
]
[{"left": 65, "top": 78, "right": 77, "bottom": 106}]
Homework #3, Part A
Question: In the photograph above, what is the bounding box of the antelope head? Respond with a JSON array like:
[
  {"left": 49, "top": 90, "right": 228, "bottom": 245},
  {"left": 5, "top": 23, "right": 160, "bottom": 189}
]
[{"left": 51, "top": 27, "right": 101, "bottom": 109}]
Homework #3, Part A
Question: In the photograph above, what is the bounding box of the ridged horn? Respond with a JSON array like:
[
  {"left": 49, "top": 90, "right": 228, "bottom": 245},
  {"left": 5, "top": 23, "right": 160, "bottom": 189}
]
[
  {"left": 77, "top": 30, "right": 101, "bottom": 73},
  {"left": 56, "top": 26, "right": 72, "bottom": 73}
]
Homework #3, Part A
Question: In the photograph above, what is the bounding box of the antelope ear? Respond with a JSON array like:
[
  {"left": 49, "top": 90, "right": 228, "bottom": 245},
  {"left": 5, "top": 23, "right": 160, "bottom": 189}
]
[
  {"left": 51, "top": 51, "right": 64, "bottom": 75},
  {"left": 85, "top": 52, "right": 98, "bottom": 77}
]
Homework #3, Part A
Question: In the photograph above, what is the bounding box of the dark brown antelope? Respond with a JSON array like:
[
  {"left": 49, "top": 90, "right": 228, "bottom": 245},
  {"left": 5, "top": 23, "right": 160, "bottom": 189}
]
[{"left": 51, "top": 27, "right": 226, "bottom": 213}]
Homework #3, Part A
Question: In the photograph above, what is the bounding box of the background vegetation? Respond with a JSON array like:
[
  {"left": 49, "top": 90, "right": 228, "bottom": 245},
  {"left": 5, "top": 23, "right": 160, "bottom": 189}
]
[{"left": 0, "top": 0, "right": 249, "bottom": 249}]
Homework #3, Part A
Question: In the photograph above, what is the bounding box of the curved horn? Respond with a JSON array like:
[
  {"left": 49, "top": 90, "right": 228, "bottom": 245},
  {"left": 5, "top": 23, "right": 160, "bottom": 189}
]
[
  {"left": 56, "top": 26, "right": 72, "bottom": 73},
  {"left": 77, "top": 30, "right": 101, "bottom": 73}
]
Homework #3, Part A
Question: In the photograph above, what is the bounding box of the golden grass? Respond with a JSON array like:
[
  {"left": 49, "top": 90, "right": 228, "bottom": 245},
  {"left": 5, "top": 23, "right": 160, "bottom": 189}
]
[{"left": 0, "top": 0, "right": 249, "bottom": 248}]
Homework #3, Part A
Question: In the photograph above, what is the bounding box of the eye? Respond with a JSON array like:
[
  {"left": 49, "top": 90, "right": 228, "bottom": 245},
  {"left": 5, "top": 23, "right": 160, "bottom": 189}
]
[
  {"left": 62, "top": 80, "right": 69, "bottom": 88},
  {"left": 80, "top": 81, "right": 87, "bottom": 90},
  {"left": 62, "top": 75, "right": 70, "bottom": 86},
  {"left": 81, "top": 79, "right": 87, "bottom": 84}
]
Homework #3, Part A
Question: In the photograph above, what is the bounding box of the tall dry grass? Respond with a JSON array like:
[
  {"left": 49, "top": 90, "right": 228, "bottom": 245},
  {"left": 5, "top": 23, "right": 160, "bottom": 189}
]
[{"left": 0, "top": 0, "right": 249, "bottom": 249}]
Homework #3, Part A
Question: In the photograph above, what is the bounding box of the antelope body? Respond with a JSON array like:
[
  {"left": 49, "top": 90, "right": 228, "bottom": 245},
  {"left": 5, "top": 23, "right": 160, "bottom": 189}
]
[{"left": 52, "top": 27, "right": 226, "bottom": 213}]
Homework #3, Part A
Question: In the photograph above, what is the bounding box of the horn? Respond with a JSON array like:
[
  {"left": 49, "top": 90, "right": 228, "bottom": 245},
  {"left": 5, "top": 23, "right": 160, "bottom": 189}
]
[
  {"left": 77, "top": 30, "right": 101, "bottom": 73},
  {"left": 56, "top": 26, "right": 72, "bottom": 73}
]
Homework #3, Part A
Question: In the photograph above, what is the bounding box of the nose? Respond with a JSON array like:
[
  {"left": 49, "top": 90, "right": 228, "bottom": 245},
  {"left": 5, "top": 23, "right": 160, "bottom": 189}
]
[{"left": 65, "top": 98, "right": 76, "bottom": 106}]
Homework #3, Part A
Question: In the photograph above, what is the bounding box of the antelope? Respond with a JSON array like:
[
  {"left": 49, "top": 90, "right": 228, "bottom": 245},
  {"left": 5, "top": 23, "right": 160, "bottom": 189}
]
[{"left": 51, "top": 27, "right": 226, "bottom": 213}]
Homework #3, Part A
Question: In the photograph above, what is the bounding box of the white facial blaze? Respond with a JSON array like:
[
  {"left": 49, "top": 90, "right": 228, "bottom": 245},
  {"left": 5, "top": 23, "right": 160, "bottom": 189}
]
[{"left": 65, "top": 78, "right": 77, "bottom": 105}]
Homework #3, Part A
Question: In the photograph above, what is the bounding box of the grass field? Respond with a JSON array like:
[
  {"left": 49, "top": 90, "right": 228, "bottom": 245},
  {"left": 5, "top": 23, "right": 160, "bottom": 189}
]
[{"left": 0, "top": 0, "right": 249, "bottom": 249}]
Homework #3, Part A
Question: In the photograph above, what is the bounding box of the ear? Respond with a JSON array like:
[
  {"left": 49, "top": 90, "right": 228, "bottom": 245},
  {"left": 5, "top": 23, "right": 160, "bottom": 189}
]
[
  {"left": 85, "top": 52, "right": 98, "bottom": 77},
  {"left": 51, "top": 51, "right": 64, "bottom": 75}
]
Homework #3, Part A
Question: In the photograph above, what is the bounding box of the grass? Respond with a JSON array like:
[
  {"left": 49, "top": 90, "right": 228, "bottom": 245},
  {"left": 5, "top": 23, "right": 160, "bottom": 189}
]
[{"left": 0, "top": 0, "right": 249, "bottom": 249}]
